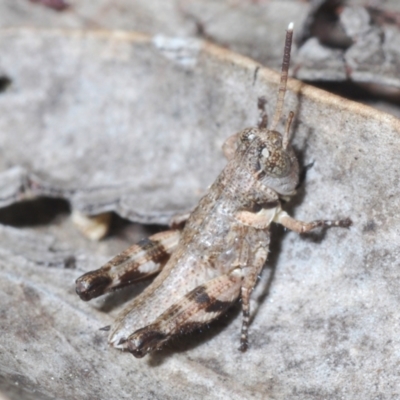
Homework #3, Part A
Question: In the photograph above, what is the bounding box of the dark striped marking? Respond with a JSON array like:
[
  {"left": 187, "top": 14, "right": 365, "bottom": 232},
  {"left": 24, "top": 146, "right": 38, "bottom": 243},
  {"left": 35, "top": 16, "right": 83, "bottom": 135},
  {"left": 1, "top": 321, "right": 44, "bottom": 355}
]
[
  {"left": 107, "top": 252, "right": 131, "bottom": 269},
  {"left": 117, "top": 253, "right": 170, "bottom": 287},
  {"left": 136, "top": 237, "right": 170, "bottom": 264},
  {"left": 248, "top": 200, "right": 279, "bottom": 213},
  {"left": 126, "top": 326, "right": 168, "bottom": 358},
  {"left": 205, "top": 299, "right": 233, "bottom": 313},
  {"left": 107, "top": 237, "right": 169, "bottom": 269},
  {"left": 75, "top": 272, "right": 113, "bottom": 301},
  {"left": 90, "top": 236, "right": 172, "bottom": 295},
  {"left": 192, "top": 286, "right": 211, "bottom": 305}
]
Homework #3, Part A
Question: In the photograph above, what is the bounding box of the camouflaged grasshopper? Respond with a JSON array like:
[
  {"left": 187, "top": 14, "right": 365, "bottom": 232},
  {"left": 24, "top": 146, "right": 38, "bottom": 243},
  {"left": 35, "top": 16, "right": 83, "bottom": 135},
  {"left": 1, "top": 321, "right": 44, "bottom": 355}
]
[{"left": 75, "top": 23, "right": 351, "bottom": 358}]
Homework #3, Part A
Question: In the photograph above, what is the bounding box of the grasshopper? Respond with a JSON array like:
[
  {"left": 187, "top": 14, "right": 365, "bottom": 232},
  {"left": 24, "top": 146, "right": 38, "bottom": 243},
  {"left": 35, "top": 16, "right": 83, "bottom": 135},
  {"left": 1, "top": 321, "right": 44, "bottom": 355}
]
[{"left": 75, "top": 23, "right": 351, "bottom": 358}]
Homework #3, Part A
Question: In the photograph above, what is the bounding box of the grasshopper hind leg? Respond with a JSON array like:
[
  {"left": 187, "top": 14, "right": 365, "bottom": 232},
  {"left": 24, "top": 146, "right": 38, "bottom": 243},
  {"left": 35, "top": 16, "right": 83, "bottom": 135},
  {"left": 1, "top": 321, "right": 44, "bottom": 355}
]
[
  {"left": 118, "top": 269, "right": 243, "bottom": 357},
  {"left": 75, "top": 229, "right": 181, "bottom": 301},
  {"left": 116, "top": 238, "right": 269, "bottom": 357}
]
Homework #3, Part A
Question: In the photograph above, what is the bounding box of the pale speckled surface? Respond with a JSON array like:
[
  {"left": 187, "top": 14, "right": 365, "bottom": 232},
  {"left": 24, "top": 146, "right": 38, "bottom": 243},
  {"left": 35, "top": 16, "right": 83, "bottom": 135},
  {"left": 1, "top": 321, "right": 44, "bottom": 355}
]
[
  {"left": 0, "top": 0, "right": 309, "bottom": 68},
  {"left": 3, "top": 0, "right": 400, "bottom": 97},
  {"left": 0, "top": 30, "right": 399, "bottom": 399}
]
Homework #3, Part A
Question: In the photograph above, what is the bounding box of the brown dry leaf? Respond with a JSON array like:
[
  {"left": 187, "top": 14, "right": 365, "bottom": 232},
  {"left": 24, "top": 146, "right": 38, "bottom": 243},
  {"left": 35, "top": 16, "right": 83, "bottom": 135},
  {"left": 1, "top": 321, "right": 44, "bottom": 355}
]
[{"left": 1, "top": 29, "right": 400, "bottom": 399}]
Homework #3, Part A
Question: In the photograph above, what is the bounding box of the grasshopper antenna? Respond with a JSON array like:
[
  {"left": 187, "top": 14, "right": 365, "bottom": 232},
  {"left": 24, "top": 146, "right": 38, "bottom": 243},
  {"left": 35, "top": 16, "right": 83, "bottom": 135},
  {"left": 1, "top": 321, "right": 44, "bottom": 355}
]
[
  {"left": 270, "top": 22, "right": 294, "bottom": 134},
  {"left": 283, "top": 111, "right": 295, "bottom": 149}
]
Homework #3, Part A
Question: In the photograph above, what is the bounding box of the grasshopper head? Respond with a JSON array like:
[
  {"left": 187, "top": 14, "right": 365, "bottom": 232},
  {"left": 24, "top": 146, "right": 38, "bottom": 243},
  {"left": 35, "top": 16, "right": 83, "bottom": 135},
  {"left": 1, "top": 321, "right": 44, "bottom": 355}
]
[
  {"left": 241, "top": 22, "right": 298, "bottom": 196},
  {"left": 238, "top": 123, "right": 299, "bottom": 196}
]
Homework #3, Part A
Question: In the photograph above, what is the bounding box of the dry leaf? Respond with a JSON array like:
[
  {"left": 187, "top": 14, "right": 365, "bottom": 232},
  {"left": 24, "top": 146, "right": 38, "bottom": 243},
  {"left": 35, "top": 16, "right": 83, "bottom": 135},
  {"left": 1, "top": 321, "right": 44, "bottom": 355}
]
[
  {"left": 296, "top": 0, "right": 400, "bottom": 96},
  {"left": 3, "top": 0, "right": 400, "bottom": 102},
  {"left": 0, "top": 29, "right": 400, "bottom": 399}
]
